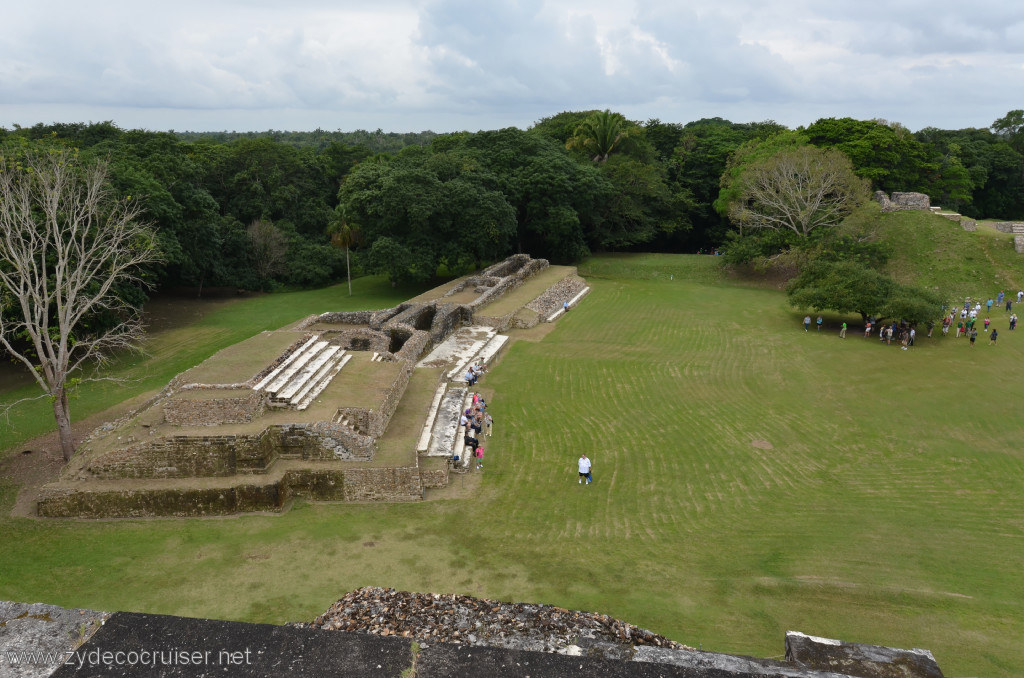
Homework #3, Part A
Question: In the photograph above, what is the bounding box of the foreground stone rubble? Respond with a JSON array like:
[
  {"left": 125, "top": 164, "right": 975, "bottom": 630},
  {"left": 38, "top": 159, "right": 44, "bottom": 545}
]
[{"left": 294, "top": 586, "right": 689, "bottom": 658}]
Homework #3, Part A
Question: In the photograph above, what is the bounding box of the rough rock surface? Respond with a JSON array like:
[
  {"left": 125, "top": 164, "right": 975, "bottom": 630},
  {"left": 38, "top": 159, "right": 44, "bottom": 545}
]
[
  {"left": 785, "top": 631, "right": 944, "bottom": 678},
  {"left": 0, "top": 602, "right": 109, "bottom": 678},
  {"left": 294, "top": 587, "right": 690, "bottom": 659},
  {"left": 525, "top": 274, "right": 588, "bottom": 318}
]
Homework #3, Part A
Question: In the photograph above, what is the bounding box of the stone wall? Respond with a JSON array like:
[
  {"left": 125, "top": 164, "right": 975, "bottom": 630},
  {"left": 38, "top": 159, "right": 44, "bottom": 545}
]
[
  {"left": 37, "top": 482, "right": 288, "bottom": 518},
  {"left": 78, "top": 421, "right": 376, "bottom": 481},
  {"left": 470, "top": 258, "right": 549, "bottom": 310},
  {"left": 328, "top": 328, "right": 391, "bottom": 354},
  {"left": 1016, "top": 235, "right": 1024, "bottom": 254},
  {"left": 371, "top": 305, "right": 408, "bottom": 329},
  {"left": 312, "top": 310, "right": 376, "bottom": 325},
  {"left": 419, "top": 459, "right": 450, "bottom": 489},
  {"left": 336, "top": 363, "right": 412, "bottom": 438},
  {"left": 80, "top": 430, "right": 278, "bottom": 479},
  {"left": 874, "top": 191, "right": 931, "bottom": 212},
  {"left": 526, "top": 273, "right": 586, "bottom": 318},
  {"left": 37, "top": 463, "right": 423, "bottom": 517},
  {"left": 962, "top": 218, "right": 977, "bottom": 231},
  {"left": 481, "top": 253, "right": 532, "bottom": 279},
  {"left": 428, "top": 304, "right": 472, "bottom": 345},
  {"left": 994, "top": 221, "right": 1024, "bottom": 233},
  {"left": 336, "top": 466, "right": 422, "bottom": 502},
  {"left": 164, "top": 390, "right": 266, "bottom": 426},
  {"left": 393, "top": 329, "right": 431, "bottom": 363}
]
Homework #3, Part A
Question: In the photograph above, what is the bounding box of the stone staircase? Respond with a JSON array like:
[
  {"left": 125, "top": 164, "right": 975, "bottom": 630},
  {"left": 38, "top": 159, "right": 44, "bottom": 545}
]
[{"left": 254, "top": 336, "right": 352, "bottom": 410}]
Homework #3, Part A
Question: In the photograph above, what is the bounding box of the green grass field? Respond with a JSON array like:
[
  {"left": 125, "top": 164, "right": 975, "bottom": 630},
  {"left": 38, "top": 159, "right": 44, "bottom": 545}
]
[{"left": 2, "top": 255, "right": 1023, "bottom": 676}]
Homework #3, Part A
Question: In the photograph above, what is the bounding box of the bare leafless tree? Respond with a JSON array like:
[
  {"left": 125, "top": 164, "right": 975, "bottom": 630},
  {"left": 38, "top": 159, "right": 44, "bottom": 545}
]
[
  {"left": 247, "top": 219, "right": 287, "bottom": 287},
  {"left": 728, "top": 146, "right": 869, "bottom": 237},
  {"left": 0, "top": 150, "right": 161, "bottom": 461}
]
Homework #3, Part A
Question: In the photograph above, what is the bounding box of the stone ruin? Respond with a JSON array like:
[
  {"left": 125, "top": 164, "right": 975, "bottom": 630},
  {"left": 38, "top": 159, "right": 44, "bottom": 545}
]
[
  {"left": 36, "top": 255, "right": 591, "bottom": 518},
  {"left": 873, "top": 191, "right": 931, "bottom": 212}
]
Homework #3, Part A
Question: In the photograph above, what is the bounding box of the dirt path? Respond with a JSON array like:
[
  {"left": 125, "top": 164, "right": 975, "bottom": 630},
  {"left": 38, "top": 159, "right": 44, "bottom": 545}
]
[{"left": 1, "top": 390, "right": 159, "bottom": 518}]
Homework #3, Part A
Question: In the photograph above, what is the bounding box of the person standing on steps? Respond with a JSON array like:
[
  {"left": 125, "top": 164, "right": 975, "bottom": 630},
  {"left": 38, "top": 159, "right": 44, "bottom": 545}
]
[{"left": 578, "top": 454, "right": 592, "bottom": 485}]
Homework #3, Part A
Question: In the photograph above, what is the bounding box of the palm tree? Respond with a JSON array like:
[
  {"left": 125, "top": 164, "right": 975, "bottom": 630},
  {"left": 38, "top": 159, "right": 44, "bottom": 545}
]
[
  {"left": 328, "top": 206, "right": 362, "bottom": 296},
  {"left": 566, "top": 109, "right": 638, "bottom": 162}
]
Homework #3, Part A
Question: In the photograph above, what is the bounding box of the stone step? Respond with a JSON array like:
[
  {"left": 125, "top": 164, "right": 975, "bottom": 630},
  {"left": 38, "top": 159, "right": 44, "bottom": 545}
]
[
  {"left": 253, "top": 335, "right": 319, "bottom": 391},
  {"left": 296, "top": 354, "right": 352, "bottom": 411},
  {"left": 289, "top": 349, "right": 346, "bottom": 405},
  {"left": 476, "top": 334, "right": 509, "bottom": 365},
  {"left": 427, "top": 387, "right": 466, "bottom": 457},
  {"left": 416, "top": 383, "right": 449, "bottom": 452},
  {"left": 263, "top": 340, "right": 328, "bottom": 394},
  {"left": 280, "top": 346, "right": 344, "bottom": 402}
]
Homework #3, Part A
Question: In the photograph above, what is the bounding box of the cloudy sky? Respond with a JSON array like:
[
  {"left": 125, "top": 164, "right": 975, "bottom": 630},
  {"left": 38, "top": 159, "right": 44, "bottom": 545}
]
[{"left": 2, "top": 0, "right": 1022, "bottom": 133}]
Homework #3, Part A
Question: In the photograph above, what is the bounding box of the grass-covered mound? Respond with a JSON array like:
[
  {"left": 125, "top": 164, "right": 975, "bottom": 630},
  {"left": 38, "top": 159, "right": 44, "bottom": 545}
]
[
  {"left": 2, "top": 254, "right": 1022, "bottom": 677},
  {"left": 842, "top": 205, "right": 1022, "bottom": 297}
]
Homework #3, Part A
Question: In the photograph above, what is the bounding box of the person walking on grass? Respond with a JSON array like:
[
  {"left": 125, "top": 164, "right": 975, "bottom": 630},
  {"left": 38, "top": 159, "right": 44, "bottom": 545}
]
[
  {"left": 578, "top": 454, "right": 592, "bottom": 485},
  {"left": 804, "top": 316, "right": 811, "bottom": 332},
  {"left": 816, "top": 315, "right": 823, "bottom": 331},
  {"left": 970, "top": 328, "right": 978, "bottom": 346},
  {"left": 990, "top": 328, "right": 999, "bottom": 345},
  {"left": 839, "top": 322, "right": 847, "bottom": 338}
]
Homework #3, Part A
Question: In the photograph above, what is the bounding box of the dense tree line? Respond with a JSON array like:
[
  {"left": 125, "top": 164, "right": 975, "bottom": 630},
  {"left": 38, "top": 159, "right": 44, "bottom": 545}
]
[{"left": 2, "top": 111, "right": 1023, "bottom": 295}]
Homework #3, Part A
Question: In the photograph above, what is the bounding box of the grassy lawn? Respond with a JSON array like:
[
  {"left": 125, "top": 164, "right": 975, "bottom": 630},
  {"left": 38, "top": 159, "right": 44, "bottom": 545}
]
[{"left": 2, "top": 255, "right": 1023, "bottom": 677}]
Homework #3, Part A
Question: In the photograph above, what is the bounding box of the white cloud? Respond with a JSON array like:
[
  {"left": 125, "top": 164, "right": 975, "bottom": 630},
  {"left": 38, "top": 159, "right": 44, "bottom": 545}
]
[{"left": 0, "top": 0, "right": 1022, "bottom": 131}]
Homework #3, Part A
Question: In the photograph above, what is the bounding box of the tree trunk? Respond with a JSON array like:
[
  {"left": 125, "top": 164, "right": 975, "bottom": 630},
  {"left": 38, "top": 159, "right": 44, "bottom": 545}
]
[
  {"left": 53, "top": 388, "right": 75, "bottom": 462},
  {"left": 346, "top": 246, "right": 352, "bottom": 296}
]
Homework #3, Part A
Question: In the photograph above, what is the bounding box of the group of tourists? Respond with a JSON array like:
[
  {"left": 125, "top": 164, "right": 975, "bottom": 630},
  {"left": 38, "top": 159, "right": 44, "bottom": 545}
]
[
  {"left": 803, "top": 288, "right": 1022, "bottom": 349},
  {"left": 460, "top": 392, "right": 493, "bottom": 470},
  {"left": 464, "top": 361, "right": 486, "bottom": 387}
]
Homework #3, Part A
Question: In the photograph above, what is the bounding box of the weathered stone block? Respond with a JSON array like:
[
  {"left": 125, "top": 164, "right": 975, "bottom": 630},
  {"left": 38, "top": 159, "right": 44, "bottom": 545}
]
[
  {"left": 890, "top": 192, "right": 931, "bottom": 210},
  {"left": 785, "top": 630, "right": 943, "bottom": 678}
]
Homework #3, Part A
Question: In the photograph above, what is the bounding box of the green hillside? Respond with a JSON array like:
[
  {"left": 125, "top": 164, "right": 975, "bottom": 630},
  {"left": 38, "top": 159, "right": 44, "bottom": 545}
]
[{"left": 844, "top": 205, "right": 1023, "bottom": 299}]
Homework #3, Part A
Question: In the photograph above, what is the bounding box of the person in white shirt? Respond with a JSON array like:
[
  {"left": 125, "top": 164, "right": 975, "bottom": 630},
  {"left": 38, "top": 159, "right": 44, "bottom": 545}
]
[{"left": 578, "top": 454, "right": 592, "bottom": 485}]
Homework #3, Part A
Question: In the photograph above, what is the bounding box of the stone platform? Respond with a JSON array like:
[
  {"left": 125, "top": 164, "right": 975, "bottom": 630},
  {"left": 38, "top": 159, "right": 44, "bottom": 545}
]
[{"left": 35, "top": 255, "right": 589, "bottom": 518}]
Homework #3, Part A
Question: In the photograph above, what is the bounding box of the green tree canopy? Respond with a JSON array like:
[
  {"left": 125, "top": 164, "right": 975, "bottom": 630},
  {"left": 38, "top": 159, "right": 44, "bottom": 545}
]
[{"left": 566, "top": 109, "right": 642, "bottom": 163}]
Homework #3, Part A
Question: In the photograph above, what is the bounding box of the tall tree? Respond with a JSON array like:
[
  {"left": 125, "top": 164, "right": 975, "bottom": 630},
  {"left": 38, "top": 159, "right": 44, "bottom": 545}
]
[
  {"left": 566, "top": 109, "right": 640, "bottom": 163},
  {"left": 247, "top": 219, "right": 288, "bottom": 289},
  {"left": 992, "top": 109, "right": 1024, "bottom": 154},
  {"left": 328, "top": 206, "right": 362, "bottom": 296},
  {"left": 0, "top": 150, "right": 161, "bottom": 461},
  {"left": 721, "top": 144, "right": 869, "bottom": 238}
]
